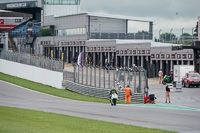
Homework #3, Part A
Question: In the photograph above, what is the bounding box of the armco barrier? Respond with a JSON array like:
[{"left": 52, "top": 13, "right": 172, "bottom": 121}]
[{"left": 65, "top": 80, "right": 144, "bottom": 103}]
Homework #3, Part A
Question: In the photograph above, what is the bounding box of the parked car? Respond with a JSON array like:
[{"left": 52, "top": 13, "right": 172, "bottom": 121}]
[{"left": 182, "top": 72, "right": 200, "bottom": 87}]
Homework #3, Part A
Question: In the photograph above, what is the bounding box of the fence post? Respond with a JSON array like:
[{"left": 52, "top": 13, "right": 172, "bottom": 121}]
[
  {"left": 99, "top": 66, "right": 101, "bottom": 88},
  {"left": 94, "top": 66, "right": 96, "bottom": 87},
  {"left": 138, "top": 70, "right": 141, "bottom": 93},
  {"left": 134, "top": 71, "right": 136, "bottom": 93},
  {"left": 108, "top": 67, "right": 110, "bottom": 89},
  {"left": 90, "top": 65, "right": 92, "bottom": 86},
  {"left": 113, "top": 68, "right": 116, "bottom": 87},
  {"left": 78, "top": 64, "right": 79, "bottom": 83},
  {"left": 128, "top": 68, "right": 131, "bottom": 87},
  {"left": 104, "top": 67, "right": 105, "bottom": 88},
  {"left": 82, "top": 64, "right": 84, "bottom": 85},
  {"left": 73, "top": 63, "right": 76, "bottom": 83},
  {"left": 123, "top": 68, "right": 125, "bottom": 88},
  {"left": 86, "top": 65, "right": 88, "bottom": 85}
]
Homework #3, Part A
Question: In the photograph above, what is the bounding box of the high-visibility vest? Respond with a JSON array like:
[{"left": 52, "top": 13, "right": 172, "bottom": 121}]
[{"left": 122, "top": 87, "right": 132, "bottom": 95}]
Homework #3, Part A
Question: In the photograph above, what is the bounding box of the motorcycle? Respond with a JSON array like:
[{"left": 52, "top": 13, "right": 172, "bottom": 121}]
[
  {"left": 110, "top": 92, "right": 118, "bottom": 106},
  {"left": 162, "top": 75, "right": 172, "bottom": 85}
]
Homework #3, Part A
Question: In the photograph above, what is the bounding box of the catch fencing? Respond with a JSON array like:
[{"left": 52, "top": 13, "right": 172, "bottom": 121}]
[
  {"left": 64, "top": 63, "right": 148, "bottom": 103},
  {"left": 0, "top": 51, "right": 63, "bottom": 72},
  {"left": 64, "top": 63, "right": 148, "bottom": 94}
]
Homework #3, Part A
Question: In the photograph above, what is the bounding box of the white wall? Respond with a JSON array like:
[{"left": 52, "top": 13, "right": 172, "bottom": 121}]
[
  {"left": 44, "top": 5, "right": 80, "bottom": 17},
  {"left": 0, "top": 59, "right": 63, "bottom": 89}
]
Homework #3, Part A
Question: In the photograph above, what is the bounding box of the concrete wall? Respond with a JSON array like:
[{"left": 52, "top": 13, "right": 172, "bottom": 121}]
[{"left": 0, "top": 59, "right": 63, "bottom": 89}]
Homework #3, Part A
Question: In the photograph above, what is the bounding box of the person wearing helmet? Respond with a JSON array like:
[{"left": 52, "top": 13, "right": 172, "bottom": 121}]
[
  {"left": 122, "top": 85, "right": 132, "bottom": 104},
  {"left": 109, "top": 87, "right": 118, "bottom": 106},
  {"left": 109, "top": 87, "right": 118, "bottom": 99}
]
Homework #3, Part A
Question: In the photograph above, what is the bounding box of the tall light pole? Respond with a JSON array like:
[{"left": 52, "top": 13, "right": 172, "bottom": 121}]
[
  {"left": 170, "top": 28, "right": 173, "bottom": 43},
  {"left": 192, "top": 27, "right": 195, "bottom": 43},
  {"left": 182, "top": 27, "right": 184, "bottom": 44},
  {"left": 159, "top": 29, "right": 162, "bottom": 42}
]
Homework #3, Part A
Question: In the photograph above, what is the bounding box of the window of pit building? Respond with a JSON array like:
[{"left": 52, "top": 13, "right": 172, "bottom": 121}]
[
  {"left": 133, "top": 50, "right": 136, "bottom": 54},
  {"left": 161, "top": 54, "right": 165, "bottom": 59},
  {"left": 94, "top": 47, "right": 96, "bottom": 51},
  {"left": 156, "top": 54, "right": 160, "bottom": 59},
  {"left": 137, "top": 50, "right": 141, "bottom": 54},
  {"left": 142, "top": 50, "right": 145, "bottom": 54},
  {"left": 90, "top": 47, "right": 93, "bottom": 51},
  {"left": 129, "top": 50, "right": 132, "bottom": 54},
  {"left": 177, "top": 54, "right": 181, "bottom": 59},
  {"left": 151, "top": 54, "right": 155, "bottom": 58},
  {"left": 146, "top": 50, "right": 150, "bottom": 54},
  {"left": 124, "top": 50, "right": 127, "bottom": 54},
  {"left": 182, "top": 54, "right": 187, "bottom": 59},
  {"left": 166, "top": 54, "right": 170, "bottom": 59},
  {"left": 188, "top": 54, "right": 193, "bottom": 59},
  {"left": 87, "top": 47, "right": 89, "bottom": 51},
  {"left": 101, "top": 47, "right": 104, "bottom": 51},
  {"left": 97, "top": 47, "right": 100, "bottom": 51},
  {"left": 171, "top": 54, "right": 175, "bottom": 59},
  {"left": 116, "top": 50, "right": 119, "bottom": 54},
  {"left": 120, "top": 50, "right": 123, "bottom": 54}
]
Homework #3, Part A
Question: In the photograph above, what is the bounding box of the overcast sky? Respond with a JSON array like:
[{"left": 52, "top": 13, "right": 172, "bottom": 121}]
[
  {"left": 0, "top": 0, "right": 199, "bottom": 37},
  {"left": 80, "top": 0, "right": 200, "bottom": 37}
]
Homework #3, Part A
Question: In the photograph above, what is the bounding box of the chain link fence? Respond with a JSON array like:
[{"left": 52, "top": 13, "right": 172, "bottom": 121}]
[
  {"left": 64, "top": 63, "right": 148, "bottom": 94},
  {"left": 0, "top": 51, "right": 63, "bottom": 72}
]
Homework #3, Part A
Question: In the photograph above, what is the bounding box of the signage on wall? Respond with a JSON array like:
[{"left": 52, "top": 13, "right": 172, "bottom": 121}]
[
  {"left": 0, "top": 19, "right": 4, "bottom": 25},
  {"left": 7, "top": 3, "right": 27, "bottom": 8}
]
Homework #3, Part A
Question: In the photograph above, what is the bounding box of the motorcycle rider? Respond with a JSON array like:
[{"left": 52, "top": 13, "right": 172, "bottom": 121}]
[{"left": 109, "top": 87, "right": 118, "bottom": 106}]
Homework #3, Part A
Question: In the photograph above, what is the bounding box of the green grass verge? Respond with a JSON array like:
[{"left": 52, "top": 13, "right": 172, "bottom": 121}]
[
  {"left": 0, "top": 106, "right": 176, "bottom": 133},
  {"left": 0, "top": 72, "right": 124, "bottom": 104}
]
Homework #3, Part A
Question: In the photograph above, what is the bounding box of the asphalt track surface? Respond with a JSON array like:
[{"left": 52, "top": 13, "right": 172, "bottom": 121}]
[{"left": 0, "top": 80, "right": 200, "bottom": 133}]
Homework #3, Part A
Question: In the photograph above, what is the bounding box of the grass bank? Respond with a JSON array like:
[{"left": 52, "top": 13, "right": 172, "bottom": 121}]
[
  {"left": 0, "top": 72, "right": 125, "bottom": 104},
  {"left": 0, "top": 106, "right": 175, "bottom": 133}
]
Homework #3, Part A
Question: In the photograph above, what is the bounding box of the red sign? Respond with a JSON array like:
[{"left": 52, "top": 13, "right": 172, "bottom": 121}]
[
  {"left": 0, "top": 19, "right": 4, "bottom": 25},
  {"left": 0, "top": 25, "right": 18, "bottom": 29}
]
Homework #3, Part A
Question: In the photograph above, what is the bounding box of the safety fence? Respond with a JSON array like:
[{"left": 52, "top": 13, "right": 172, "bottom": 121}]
[
  {"left": 0, "top": 51, "right": 63, "bottom": 72},
  {"left": 65, "top": 80, "right": 144, "bottom": 103},
  {"left": 64, "top": 63, "right": 148, "bottom": 94}
]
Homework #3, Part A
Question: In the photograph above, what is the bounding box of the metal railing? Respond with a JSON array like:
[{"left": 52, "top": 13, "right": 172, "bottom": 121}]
[
  {"left": 64, "top": 63, "right": 148, "bottom": 94},
  {"left": 0, "top": 51, "right": 63, "bottom": 72}
]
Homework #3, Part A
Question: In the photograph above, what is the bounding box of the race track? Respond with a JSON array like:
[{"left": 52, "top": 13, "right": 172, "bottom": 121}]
[{"left": 0, "top": 80, "right": 200, "bottom": 133}]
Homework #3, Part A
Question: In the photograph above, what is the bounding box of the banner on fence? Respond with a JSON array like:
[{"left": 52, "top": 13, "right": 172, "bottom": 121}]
[{"left": 77, "top": 52, "right": 82, "bottom": 71}]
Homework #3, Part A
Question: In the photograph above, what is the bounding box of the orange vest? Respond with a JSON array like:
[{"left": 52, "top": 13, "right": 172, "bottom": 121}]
[{"left": 122, "top": 87, "right": 132, "bottom": 95}]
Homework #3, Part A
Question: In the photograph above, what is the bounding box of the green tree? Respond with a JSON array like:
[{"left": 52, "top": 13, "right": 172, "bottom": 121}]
[
  {"left": 181, "top": 33, "right": 191, "bottom": 40},
  {"left": 160, "top": 32, "right": 176, "bottom": 42}
]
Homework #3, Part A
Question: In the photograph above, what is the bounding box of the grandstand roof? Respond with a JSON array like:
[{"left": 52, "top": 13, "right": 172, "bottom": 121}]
[
  {"left": 56, "top": 12, "right": 154, "bottom": 22},
  {"left": 87, "top": 12, "right": 154, "bottom": 22}
]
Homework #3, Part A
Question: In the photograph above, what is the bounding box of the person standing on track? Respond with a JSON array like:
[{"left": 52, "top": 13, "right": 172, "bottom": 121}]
[
  {"left": 122, "top": 85, "right": 132, "bottom": 104},
  {"left": 158, "top": 69, "right": 163, "bottom": 84},
  {"left": 166, "top": 84, "right": 171, "bottom": 103}
]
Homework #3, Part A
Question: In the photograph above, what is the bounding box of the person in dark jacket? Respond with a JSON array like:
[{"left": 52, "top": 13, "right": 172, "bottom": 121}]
[
  {"left": 166, "top": 84, "right": 171, "bottom": 103},
  {"left": 109, "top": 87, "right": 118, "bottom": 103}
]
